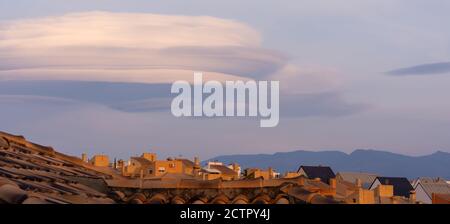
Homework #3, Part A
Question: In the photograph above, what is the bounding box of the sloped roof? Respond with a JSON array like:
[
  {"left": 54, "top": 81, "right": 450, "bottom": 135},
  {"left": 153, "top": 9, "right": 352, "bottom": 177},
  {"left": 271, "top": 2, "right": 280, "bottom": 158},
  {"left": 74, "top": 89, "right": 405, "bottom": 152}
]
[
  {"left": 209, "top": 165, "right": 237, "bottom": 176},
  {"left": 202, "top": 167, "right": 221, "bottom": 174},
  {"left": 417, "top": 182, "right": 450, "bottom": 199},
  {"left": 0, "top": 132, "right": 116, "bottom": 204},
  {"left": 412, "top": 177, "right": 447, "bottom": 187},
  {"left": 372, "top": 177, "right": 414, "bottom": 198},
  {"left": 297, "top": 165, "right": 335, "bottom": 183},
  {"left": 337, "top": 172, "right": 378, "bottom": 189},
  {"left": 177, "top": 159, "right": 195, "bottom": 168},
  {"left": 130, "top": 157, "right": 153, "bottom": 167}
]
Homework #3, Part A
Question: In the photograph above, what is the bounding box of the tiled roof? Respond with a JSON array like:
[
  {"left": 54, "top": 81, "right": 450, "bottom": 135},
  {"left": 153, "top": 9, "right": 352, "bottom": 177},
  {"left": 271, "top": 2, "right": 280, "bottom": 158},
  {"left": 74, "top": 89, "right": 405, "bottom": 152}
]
[
  {"left": 0, "top": 131, "right": 116, "bottom": 204},
  {"left": 0, "top": 131, "right": 344, "bottom": 204}
]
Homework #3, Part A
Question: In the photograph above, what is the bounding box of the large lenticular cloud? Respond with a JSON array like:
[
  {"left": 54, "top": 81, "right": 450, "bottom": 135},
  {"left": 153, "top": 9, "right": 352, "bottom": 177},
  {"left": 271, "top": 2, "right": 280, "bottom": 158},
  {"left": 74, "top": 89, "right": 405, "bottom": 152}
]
[
  {"left": 0, "top": 11, "right": 286, "bottom": 82},
  {"left": 0, "top": 11, "right": 358, "bottom": 116}
]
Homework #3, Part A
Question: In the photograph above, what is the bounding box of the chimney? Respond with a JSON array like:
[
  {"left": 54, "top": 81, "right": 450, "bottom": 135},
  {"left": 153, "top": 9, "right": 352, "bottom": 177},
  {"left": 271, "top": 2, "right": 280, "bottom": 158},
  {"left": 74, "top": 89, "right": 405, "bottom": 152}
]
[
  {"left": 193, "top": 156, "right": 200, "bottom": 176},
  {"left": 81, "top": 153, "right": 88, "bottom": 163},
  {"left": 329, "top": 178, "right": 337, "bottom": 189},
  {"left": 355, "top": 178, "right": 362, "bottom": 188},
  {"left": 409, "top": 190, "right": 416, "bottom": 203},
  {"left": 268, "top": 167, "right": 274, "bottom": 179},
  {"left": 194, "top": 156, "right": 200, "bottom": 168}
]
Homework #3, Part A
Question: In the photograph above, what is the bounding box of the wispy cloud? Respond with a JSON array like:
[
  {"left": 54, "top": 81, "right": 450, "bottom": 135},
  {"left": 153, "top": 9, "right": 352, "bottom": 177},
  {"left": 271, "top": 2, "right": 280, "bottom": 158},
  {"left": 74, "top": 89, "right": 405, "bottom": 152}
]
[{"left": 387, "top": 61, "right": 450, "bottom": 76}]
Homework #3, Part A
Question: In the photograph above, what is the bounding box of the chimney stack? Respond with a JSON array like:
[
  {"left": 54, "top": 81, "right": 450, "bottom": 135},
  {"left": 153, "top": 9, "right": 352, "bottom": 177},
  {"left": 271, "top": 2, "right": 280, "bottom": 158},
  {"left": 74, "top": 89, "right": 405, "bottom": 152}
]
[
  {"left": 409, "top": 190, "right": 416, "bottom": 203},
  {"left": 194, "top": 156, "right": 200, "bottom": 167},
  {"left": 81, "top": 153, "right": 88, "bottom": 163},
  {"left": 329, "top": 178, "right": 337, "bottom": 189},
  {"left": 355, "top": 178, "right": 362, "bottom": 188}
]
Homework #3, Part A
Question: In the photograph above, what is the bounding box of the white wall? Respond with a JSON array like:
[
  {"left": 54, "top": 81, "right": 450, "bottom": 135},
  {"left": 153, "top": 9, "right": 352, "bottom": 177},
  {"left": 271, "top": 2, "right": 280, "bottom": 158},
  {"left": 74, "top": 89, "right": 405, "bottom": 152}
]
[{"left": 414, "top": 183, "right": 432, "bottom": 204}]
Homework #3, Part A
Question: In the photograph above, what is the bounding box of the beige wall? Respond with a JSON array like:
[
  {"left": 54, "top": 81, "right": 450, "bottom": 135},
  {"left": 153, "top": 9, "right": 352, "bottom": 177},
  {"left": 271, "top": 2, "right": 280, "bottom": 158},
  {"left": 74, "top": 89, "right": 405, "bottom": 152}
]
[
  {"left": 90, "top": 155, "right": 109, "bottom": 167},
  {"left": 149, "top": 160, "right": 184, "bottom": 176}
]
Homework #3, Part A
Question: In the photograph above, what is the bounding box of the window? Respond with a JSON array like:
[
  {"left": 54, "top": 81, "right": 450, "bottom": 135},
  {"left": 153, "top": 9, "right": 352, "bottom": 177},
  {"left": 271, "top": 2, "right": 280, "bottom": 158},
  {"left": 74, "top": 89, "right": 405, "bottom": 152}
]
[
  {"left": 148, "top": 169, "right": 153, "bottom": 174},
  {"left": 169, "top": 163, "right": 175, "bottom": 168},
  {"left": 158, "top": 167, "right": 166, "bottom": 173}
]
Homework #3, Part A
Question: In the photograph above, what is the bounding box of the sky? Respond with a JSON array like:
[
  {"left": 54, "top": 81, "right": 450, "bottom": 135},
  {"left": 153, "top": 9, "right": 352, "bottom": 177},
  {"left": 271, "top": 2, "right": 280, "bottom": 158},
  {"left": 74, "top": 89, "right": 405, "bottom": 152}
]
[{"left": 0, "top": 0, "right": 450, "bottom": 159}]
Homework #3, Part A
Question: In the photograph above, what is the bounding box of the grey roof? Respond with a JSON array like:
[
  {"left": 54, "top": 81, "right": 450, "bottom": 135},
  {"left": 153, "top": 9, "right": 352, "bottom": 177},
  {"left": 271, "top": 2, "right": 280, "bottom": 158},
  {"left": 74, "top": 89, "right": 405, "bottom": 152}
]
[
  {"left": 337, "top": 172, "right": 379, "bottom": 188},
  {"left": 417, "top": 182, "right": 450, "bottom": 199},
  {"left": 412, "top": 177, "right": 447, "bottom": 189}
]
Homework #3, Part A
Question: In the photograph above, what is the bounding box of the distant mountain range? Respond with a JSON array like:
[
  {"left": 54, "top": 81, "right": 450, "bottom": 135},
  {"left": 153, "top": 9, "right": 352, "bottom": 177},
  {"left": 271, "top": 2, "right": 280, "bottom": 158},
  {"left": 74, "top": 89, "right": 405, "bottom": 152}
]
[{"left": 206, "top": 149, "right": 450, "bottom": 179}]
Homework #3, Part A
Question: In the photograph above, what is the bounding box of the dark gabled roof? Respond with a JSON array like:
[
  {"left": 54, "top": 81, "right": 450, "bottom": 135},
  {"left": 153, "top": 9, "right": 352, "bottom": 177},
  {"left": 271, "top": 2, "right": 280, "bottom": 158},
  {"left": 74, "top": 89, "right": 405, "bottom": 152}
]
[
  {"left": 297, "top": 165, "right": 335, "bottom": 183},
  {"left": 372, "top": 177, "right": 414, "bottom": 198}
]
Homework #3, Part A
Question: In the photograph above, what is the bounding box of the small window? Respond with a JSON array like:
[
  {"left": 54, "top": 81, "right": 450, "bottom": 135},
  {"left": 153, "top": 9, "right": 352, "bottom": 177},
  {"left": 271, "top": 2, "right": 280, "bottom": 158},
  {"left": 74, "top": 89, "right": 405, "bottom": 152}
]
[
  {"left": 169, "top": 163, "right": 175, "bottom": 168},
  {"left": 158, "top": 167, "right": 166, "bottom": 173},
  {"left": 148, "top": 169, "right": 153, "bottom": 174}
]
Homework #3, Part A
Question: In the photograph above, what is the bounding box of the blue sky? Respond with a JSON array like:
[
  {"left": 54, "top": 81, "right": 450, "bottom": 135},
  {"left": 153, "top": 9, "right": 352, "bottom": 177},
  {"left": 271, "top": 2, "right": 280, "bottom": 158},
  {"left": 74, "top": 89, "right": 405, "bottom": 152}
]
[{"left": 1, "top": 0, "right": 450, "bottom": 159}]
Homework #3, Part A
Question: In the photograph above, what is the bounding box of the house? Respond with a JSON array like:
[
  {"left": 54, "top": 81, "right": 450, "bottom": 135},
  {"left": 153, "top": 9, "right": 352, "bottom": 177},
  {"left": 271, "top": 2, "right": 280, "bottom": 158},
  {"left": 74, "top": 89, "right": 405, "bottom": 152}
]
[
  {"left": 369, "top": 177, "right": 414, "bottom": 198},
  {"left": 336, "top": 172, "right": 378, "bottom": 189},
  {"left": 297, "top": 165, "right": 335, "bottom": 184},
  {"left": 227, "top": 163, "right": 242, "bottom": 177},
  {"left": 201, "top": 162, "right": 240, "bottom": 180},
  {"left": 413, "top": 177, "right": 450, "bottom": 204},
  {"left": 124, "top": 157, "right": 153, "bottom": 177},
  {"left": 89, "top": 154, "right": 110, "bottom": 167},
  {"left": 244, "top": 167, "right": 279, "bottom": 179},
  {"left": 123, "top": 153, "right": 200, "bottom": 178}
]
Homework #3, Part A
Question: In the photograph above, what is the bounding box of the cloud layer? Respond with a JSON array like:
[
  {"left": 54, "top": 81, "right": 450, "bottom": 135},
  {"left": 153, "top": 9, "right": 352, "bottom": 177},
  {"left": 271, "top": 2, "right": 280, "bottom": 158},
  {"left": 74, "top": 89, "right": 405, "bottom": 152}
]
[
  {"left": 387, "top": 62, "right": 450, "bottom": 76},
  {"left": 0, "top": 11, "right": 286, "bottom": 82},
  {"left": 0, "top": 11, "right": 360, "bottom": 120}
]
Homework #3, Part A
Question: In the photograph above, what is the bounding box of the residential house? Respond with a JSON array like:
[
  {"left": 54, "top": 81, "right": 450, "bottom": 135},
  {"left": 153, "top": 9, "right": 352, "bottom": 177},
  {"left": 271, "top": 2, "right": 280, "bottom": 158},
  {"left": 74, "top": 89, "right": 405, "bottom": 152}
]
[
  {"left": 369, "top": 177, "right": 414, "bottom": 198},
  {"left": 412, "top": 177, "right": 450, "bottom": 204},
  {"left": 297, "top": 165, "right": 335, "bottom": 184},
  {"left": 245, "top": 167, "right": 279, "bottom": 180},
  {"left": 336, "top": 172, "right": 378, "bottom": 189},
  {"left": 201, "top": 162, "right": 240, "bottom": 180},
  {"left": 89, "top": 154, "right": 110, "bottom": 167},
  {"left": 123, "top": 153, "right": 200, "bottom": 178}
]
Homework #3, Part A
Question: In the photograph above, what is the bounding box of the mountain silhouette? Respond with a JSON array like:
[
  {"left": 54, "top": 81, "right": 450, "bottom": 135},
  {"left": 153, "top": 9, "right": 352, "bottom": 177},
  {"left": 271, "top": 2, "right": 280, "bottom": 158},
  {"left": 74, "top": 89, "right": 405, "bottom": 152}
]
[{"left": 206, "top": 149, "right": 450, "bottom": 179}]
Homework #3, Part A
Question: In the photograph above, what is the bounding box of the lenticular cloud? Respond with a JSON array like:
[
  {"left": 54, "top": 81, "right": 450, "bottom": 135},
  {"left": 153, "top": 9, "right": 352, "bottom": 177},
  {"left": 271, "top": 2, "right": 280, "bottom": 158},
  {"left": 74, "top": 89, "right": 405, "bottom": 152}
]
[{"left": 0, "top": 11, "right": 286, "bottom": 83}]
